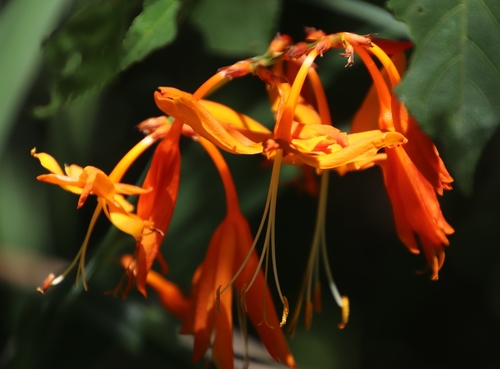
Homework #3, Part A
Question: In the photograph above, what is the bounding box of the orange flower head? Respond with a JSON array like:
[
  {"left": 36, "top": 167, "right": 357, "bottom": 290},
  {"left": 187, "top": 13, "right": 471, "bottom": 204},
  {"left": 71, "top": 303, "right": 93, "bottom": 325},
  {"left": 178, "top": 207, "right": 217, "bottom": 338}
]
[{"left": 350, "top": 42, "right": 454, "bottom": 279}]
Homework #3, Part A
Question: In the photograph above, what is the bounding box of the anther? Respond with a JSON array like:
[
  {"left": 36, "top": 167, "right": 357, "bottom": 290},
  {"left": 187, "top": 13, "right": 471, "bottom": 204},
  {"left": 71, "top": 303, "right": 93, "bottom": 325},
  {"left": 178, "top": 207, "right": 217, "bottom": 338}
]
[
  {"left": 36, "top": 273, "right": 55, "bottom": 294},
  {"left": 279, "top": 296, "right": 289, "bottom": 327},
  {"left": 337, "top": 295, "right": 350, "bottom": 329}
]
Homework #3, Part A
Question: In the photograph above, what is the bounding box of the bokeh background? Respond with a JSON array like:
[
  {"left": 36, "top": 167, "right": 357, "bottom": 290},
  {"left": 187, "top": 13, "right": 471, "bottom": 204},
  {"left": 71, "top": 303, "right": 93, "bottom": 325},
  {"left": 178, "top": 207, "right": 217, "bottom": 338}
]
[{"left": 1, "top": 0, "right": 500, "bottom": 368}]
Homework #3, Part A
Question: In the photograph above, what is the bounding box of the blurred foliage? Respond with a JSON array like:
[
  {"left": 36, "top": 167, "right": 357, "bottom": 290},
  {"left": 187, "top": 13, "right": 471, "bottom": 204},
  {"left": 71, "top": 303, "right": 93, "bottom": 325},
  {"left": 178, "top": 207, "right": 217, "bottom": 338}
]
[{"left": 1, "top": 0, "right": 500, "bottom": 369}]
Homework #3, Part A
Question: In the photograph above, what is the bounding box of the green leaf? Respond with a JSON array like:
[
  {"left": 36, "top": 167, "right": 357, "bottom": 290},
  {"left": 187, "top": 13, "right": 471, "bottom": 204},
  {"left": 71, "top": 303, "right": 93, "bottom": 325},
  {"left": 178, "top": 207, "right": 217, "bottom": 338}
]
[
  {"left": 387, "top": 0, "right": 500, "bottom": 194},
  {"left": 190, "top": 0, "right": 281, "bottom": 56},
  {"left": 43, "top": 1, "right": 140, "bottom": 102},
  {"left": 120, "top": 0, "right": 180, "bottom": 70}
]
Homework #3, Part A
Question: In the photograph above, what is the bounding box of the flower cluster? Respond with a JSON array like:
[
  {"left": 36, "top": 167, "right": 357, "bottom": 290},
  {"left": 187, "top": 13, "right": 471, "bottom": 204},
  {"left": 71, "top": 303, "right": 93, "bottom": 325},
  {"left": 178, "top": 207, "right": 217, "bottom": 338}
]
[{"left": 34, "top": 30, "right": 453, "bottom": 368}]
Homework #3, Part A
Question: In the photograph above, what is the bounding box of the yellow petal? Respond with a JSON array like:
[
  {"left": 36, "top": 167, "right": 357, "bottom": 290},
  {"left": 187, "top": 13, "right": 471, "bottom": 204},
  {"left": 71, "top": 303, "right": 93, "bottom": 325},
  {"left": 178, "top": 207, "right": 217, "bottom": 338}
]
[
  {"left": 31, "top": 149, "right": 65, "bottom": 175},
  {"left": 64, "top": 164, "right": 84, "bottom": 179},
  {"left": 199, "top": 99, "right": 271, "bottom": 134},
  {"left": 294, "top": 100, "right": 322, "bottom": 125},
  {"left": 299, "top": 130, "right": 406, "bottom": 169},
  {"left": 79, "top": 167, "right": 116, "bottom": 205},
  {"left": 113, "top": 194, "right": 135, "bottom": 213},
  {"left": 103, "top": 202, "right": 146, "bottom": 240},
  {"left": 155, "top": 87, "right": 264, "bottom": 155},
  {"left": 36, "top": 174, "right": 83, "bottom": 195},
  {"left": 114, "top": 183, "right": 151, "bottom": 196}
]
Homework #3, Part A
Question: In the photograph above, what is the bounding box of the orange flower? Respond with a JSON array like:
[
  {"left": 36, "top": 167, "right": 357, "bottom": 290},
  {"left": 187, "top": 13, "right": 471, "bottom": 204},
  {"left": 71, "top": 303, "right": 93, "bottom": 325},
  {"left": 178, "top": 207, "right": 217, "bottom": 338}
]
[
  {"left": 351, "top": 43, "right": 454, "bottom": 279},
  {"left": 179, "top": 140, "right": 296, "bottom": 369},
  {"left": 31, "top": 148, "right": 151, "bottom": 240},
  {"left": 33, "top": 128, "right": 163, "bottom": 292},
  {"left": 128, "top": 119, "right": 183, "bottom": 297}
]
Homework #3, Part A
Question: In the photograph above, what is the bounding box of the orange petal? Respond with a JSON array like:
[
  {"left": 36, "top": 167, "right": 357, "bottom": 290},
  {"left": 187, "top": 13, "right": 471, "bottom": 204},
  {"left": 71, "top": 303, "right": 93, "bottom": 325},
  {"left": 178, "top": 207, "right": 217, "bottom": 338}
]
[
  {"left": 64, "top": 164, "right": 84, "bottom": 179},
  {"left": 36, "top": 174, "right": 84, "bottom": 195},
  {"left": 78, "top": 167, "right": 115, "bottom": 208},
  {"left": 155, "top": 87, "right": 264, "bottom": 155},
  {"left": 199, "top": 99, "right": 271, "bottom": 135},
  {"left": 299, "top": 130, "right": 406, "bottom": 170},
  {"left": 233, "top": 215, "right": 297, "bottom": 368},
  {"left": 31, "top": 149, "right": 65, "bottom": 175},
  {"left": 103, "top": 202, "right": 147, "bottom": 241},
  {"left": 135, "top": 131, "right": 181, "bottom": 297}
]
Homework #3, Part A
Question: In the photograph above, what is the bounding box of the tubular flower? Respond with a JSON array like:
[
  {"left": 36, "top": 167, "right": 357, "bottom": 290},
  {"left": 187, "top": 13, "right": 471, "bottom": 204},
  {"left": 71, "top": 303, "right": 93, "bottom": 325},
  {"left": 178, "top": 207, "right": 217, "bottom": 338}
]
[
  {"left": 153, "top": 32, "right": 405, "bottom": 171},
  {"left": 125, "top": 119, "right": 183, "bottom": 297},
  {"left": 350, "top": 43, "right": 454, "bottom": 279},
  {"left": 32, "top": 128, "right": 163, "bottom": 292},
  {"left": 152, "top": 32, "right": 406, "bottom": 350},
  {"left": 179, "top": 140, "right": 295, "bottom": 369}
]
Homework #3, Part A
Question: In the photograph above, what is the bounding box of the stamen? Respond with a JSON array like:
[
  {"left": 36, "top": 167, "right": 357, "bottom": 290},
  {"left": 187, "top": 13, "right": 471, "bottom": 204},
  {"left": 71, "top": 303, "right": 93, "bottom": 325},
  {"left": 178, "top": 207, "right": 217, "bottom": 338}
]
[
  {"left": 36, "top": 273, "right": 55, "bottom": 294},
  {"left": 337, "top": 296, "right": 350, "bottom": 329},
  {"left": 77, "top": 200, "right": 105, "bottom": 290},
  {"left": 219, "top": 150, "right": 283, "bottom": 296},
  {"left": 279, "top": 296, "right": 289, "bottom": 327}
]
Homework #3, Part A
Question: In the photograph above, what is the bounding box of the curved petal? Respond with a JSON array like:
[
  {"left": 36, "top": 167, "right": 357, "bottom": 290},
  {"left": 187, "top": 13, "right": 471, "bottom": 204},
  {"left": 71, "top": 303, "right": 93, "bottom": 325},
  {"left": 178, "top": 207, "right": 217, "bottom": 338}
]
[
  {"left": 103, "top": 202, "right": 147, "bottom": 241},
  {"left": 64, "top": 164, "right": 84, "bottom": 179},
  {"left": 31, "top": 149, "right": 65, "bottom": 175},
  {"left": 199, "top": 99, "right": 271, "bottom": 134},
  {"left": 155, "top": 87, "right": 264, "bottom": 154},
  {"left": 36, "top": 174, "right": 83, "bottom": 195},
  {"left": 298, "top": 130, "right": 406, "bottom": 169},
  {"left": 78, "top": 167, "right": 115, "bottom": 208},
  {"left": 114, "top": 183, "right": 151, "bottom": 196}
]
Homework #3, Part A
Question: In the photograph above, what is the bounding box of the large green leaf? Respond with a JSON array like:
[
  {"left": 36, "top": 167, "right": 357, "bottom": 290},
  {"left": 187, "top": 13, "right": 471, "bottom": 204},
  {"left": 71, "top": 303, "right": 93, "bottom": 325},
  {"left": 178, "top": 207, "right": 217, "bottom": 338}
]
[
  {"left": 190, "top": 0, "right": 281, "bottom": 56},
  {"left": 120, "top": 0, "right": 180, "bottom": 70},
  {"left": 387, "top": 0, "right": 500, "bottom": 194}
]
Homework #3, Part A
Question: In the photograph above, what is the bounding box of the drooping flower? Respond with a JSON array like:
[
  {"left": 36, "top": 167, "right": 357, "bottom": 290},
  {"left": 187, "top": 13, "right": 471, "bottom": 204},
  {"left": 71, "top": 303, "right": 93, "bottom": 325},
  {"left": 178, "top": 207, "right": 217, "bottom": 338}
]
[
  {"left": 350, "top": 43, "right": 454, "bottom": 279},
  {"left": 32, "top": 129, "right": 163, "bottom": 292},
  {"left": 152, "top": 34, "right": 407, "bottom": 350},
  {"left": 177, "top": 138, "right": 296, "bottom": 369},
  {"left": 124, "top": 118, "right": 183, "bottom": 297}
]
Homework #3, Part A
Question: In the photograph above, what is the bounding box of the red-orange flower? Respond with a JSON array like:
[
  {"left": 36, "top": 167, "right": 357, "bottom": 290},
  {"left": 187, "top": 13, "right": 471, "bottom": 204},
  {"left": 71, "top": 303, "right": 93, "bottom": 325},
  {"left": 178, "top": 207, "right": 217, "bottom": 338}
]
[
  {"left": 351, "top": 43, "right": 454, "bottom": 279},
  {"left": 179, "top": 141, "right": 296, "bottom": 369},
  {"left": 129, "top": 119, "right": 183, "bottom": 297}
]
